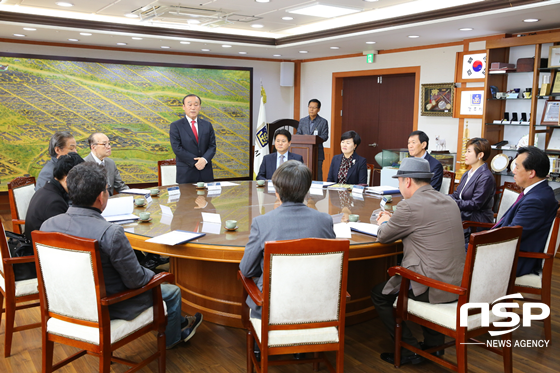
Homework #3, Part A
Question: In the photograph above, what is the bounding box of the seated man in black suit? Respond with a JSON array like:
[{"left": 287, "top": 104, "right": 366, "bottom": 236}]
[
  {"left": 25, "top": 152, "right": 84, "bottom": 243},
  {"left": 257, "top": 129, "right": 303, "bottom": 180},
  {"left": 407, "top": 130, "right": 443, "bottom": 191}
]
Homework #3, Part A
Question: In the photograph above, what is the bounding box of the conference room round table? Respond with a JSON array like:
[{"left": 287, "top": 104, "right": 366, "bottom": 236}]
[{"left": 122, "top": 181, "right": 403, "bottom": 328}]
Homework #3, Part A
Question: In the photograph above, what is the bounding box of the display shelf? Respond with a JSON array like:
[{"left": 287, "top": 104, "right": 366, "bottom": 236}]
[
  {"left": 487, "top": 97, "right": 532, "bottom": 101},
  {"left": 486, "top": 122, "right": 531, "bottom": 126}
]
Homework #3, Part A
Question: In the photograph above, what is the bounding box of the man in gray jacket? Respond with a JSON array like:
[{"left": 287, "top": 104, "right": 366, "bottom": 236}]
[
  {"left": 40, "top": 162, "right": 202, "bottom": 349},
  {"left": 371, "top": 157, "right": 465, "bottom": 366},
  {"left": 84, "top": 133, "right": 129, "bottom": 196}
]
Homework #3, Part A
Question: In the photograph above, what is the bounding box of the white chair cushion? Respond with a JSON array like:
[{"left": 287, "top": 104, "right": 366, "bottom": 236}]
[
  {"left": 440, "top": 178, "right": 451, "bottom": 194},
  {"left": 13, "top": 184, "right": 35, "bottom": 221},
  {"left": 515, "top": 273, "right": 542, "bottom": 289},
  {"left": 394, "top": 299, "right": 506, "bottom": 331},
  {"left": 496, "top": 189, "right": 520, "bottom": 222},
  {"left": 250, "top": 317, "right": 339, "bottom": 348},
  {"left": 161, "top": 165, "right": 177, "bottom": 186},
  {"left": 15, "top": 277, "right": 39, "bottom": 297},
  {"left": 47, "top": 302, "right": 167, "bottom": 345}
]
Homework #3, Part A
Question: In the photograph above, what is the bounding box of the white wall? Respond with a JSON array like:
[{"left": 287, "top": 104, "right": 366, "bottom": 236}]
[
  {"left": 0, "top": 42, "right": 293, "bottom": 142},
  {"left": 300, "top": 45, "right": 464, "bottom": 153}
]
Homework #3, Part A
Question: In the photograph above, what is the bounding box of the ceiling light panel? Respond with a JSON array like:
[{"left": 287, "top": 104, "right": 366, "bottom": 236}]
[{"left": 286, "top": 3, "right": 361, "bottom": 18}]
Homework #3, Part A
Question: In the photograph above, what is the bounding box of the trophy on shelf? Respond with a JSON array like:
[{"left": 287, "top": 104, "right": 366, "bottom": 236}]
[{"left": 456, "top": 121, "right": 470, "bottom": 180}]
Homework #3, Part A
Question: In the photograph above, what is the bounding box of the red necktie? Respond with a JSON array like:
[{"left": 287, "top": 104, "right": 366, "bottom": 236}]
[
  {"left": 191, "top": 120, "right": 199, "bottom": 143},
  {"left": 494, "top": 191, "right": 524, "bottom": 228}
]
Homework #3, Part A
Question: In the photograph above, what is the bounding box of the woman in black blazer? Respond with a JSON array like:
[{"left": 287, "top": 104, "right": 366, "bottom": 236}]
[
  {"left": 450, "top": 137, "right": 496, "bottom": 244},
  {"left": 327, "top": 130, "right": 368, "bottom": 185}
]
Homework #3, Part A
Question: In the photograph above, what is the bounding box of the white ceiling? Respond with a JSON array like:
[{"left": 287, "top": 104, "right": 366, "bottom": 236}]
[{"left": 1, "top": 0, "right": 560, "bottom": 60}]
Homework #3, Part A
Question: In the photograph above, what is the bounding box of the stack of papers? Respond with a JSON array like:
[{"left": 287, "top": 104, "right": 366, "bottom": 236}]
[
  {"left": 146, "top": 230, "right": 205, "bottom": 245},
  {"left": 120, "top": 189, "right": 151, "bottom": 196},
  {"left": 333, "top": 222, "right": 379, "bottom": 238},
  {"left": 101, "top": 196, "right": 138, "bottom": 223},
  {"left": 366, "top": 186, "right": 400, "bottom": 195}
]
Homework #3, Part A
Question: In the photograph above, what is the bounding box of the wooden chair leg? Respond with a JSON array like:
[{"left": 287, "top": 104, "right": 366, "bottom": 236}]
[
  {"left": 394, "top": 319, "right": 402, "bottom": 368},
  {"left": 4, "top": 296, "right": 16, "bottom": 357},
  {"left": 313, "top": 352, "right": 319, "bottom": 371},
  {"left": 42, "top": 337, "right": 54, "bottom": 373},
  {"left": 100, "top": 349, "right": 111, "bottom": 373},
  {"left": 246, "top": 331, "right": 254, "bottom": 373},
  {"left": 0, "top": 292, "right": 4, "bottom": 331},
  {"left": 502, "top": 333, "right": 513, "bottom": 373},
  {"left": 456, "top": 337, "right": 467, "bottom": 373},
  {"left": 158, "top": 330, "right": 166, "bottom": 372},
  {"left": 544, "top": 316, "right": 552, "bottom": 342},
  {"left": 261, "top": 350, "right": 268, "bottom": 373},
  {"left": 336, "top": 347, "right": 344, "bottom": 372}
]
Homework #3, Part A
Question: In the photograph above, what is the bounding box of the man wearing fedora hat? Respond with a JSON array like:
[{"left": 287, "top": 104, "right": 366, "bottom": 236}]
[{"left": 371, "top": 157, "right": 465, "bottom": 366}]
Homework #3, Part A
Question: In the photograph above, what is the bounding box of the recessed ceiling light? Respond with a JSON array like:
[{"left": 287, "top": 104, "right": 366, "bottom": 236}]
[
  {"left": 239, "top": 52, "right": 247, "bottom": 55},
  {"left": 363, "top": 0, "right": 379, "bottom": 2},
  {"left": 13, "top": 34, "right": 26, "bottom": 37},
  {"left": 408, "top": 35, "right": 420, "bottom": 38},
  {"left": 68, "top": 39, "right": 79, "bottom": 41},
  {"left": 23, "top": 28, "right": 36, "bottom": 31},
  {"left": 117, "top": 43, "right": 127, "bottom": 46},
  {"left": 132, "top": 37, "right": 143, "bottom": 40},
  {"left": 180, "top": 41, "right": 190, "bottom": 44},
  {"left": 523, "top": 18, "right": 540, "bottom": 23},
  {"left": 287, "top": 4, "right": 360, "bottom": 18},
  {"left": 459, "top": 27, "right": 473, "bottom": 31},
  {"left": 251, "top": 24, "right": 264, "bottom": 28},
  {"left": 80, "top": 32, "right": 92, "bottom": 36},
  {"left": 202, "top": 49, "right": 210, "bottom": 52},
  {"left": 222, "top": 45, "right": 232, "bottom": 48},
  {"left": 366, "top": 41, "right": 376, "bottom": 44},
  {"left": 188, "top": 19, "right": 201, "bottom": 24},
  {"left": 299, "top": 50, "right": 308, "bottom": 54},
  {"left": 255, "top": 0, "right": 270, "bottom": 3},
  {"left": 124, "top": 13, "right": 139, "bottom": 18},
  {"left": 56, "top": 2, "right": 73, "bottom": 7},
  {"left": 273, "top": 54, "right": 281, "bottom": 57},
  {"left": 161, "top": 46, "right": 170, "bottom": 49},
  {"left": 282, "top": 16, "right": 293, "bottom": 21},
  {"left": 330, "top": 46, "right": 340, "bottom": 49}
]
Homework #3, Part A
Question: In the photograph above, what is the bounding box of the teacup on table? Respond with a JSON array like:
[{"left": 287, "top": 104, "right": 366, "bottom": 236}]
[
  {"left": 197, "top": 182, "right": 205, "bottom": 188},
  {"left": 349, "top": 214, "right": 359, "bottom": 222},
  {"left": 139, "top": 212, "right": 151, "bottom": 221},
  {"left": 225, "top": 220, "right": 237, "bottom": 229},
  {"left": 150, "top": 189, "right": 159, "bottom": 196},
  {"left": 256, "top": 180, "right": 265, "bottom": 187},
  {"left": 135, "top": 197, "right": 146, "bottom": 206}
]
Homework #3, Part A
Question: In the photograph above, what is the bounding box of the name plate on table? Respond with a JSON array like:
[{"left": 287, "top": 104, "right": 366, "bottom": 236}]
[
  {"left": 352, "top": 185, "right": 365, "bottom": 195},
  {"left": 207, "top": 182, "right": 222, "bottom": 196},
  {"left": 167, "top": 186, "right": 180, "bottom": 197},
  {"left": 268, "top": 180, "right": 276, "bottom": 193}
]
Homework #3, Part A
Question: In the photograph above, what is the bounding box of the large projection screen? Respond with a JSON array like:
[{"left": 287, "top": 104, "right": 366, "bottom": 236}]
[{"left": 0, "top": 53, "right": 252, "bottom": 190}]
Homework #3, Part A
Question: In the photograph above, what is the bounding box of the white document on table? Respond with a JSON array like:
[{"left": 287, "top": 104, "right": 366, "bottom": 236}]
[
  {"left": 146, "top": 230, "right": 205, "bottom": 245},
  {"left": 201, "top": 222, "right": 221, "bottom": 235},
  {"left": 102, "top": 196, "right": 138, "bottom": 222},
  {"left": 347, "top": 222, "right": 379, "bottom": 236},
  {"left": 119, "top": 188, "right": 151, "bottom": 195},
  {"left": 333, "top": 223, "right": 352, "bottom": 239},
  {"left": 201, "top": 212, "right": 221, "bottom": 224}
]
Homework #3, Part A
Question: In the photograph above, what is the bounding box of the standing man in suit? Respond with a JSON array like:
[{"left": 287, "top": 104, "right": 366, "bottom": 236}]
[
  {"left": 170, "top": 94, "right": 217, "bottom": 184},
  {"left": 407, "top": 130, "right": 443, "bottom": 191},
  {"left": 297, "top": 99, "right": 329, "bottom": 180},
  {"left": 371, "top": 157, "right": 465, "bottom": 366},
  {"left": 494, "top": 146, "right": 557, "bottom": 277},
  {"left": 85, "top": 133, "right": 129, "bottom": 196},
  {"left": 257, "top": 129, "right": 303, "bottom": 180},
  {"left": 240, "top": 160, "right": 336, "bottom": 319}
]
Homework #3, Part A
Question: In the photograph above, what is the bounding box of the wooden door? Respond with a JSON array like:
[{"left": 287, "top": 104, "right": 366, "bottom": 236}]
[{"left": 342, "top": 73, "right": 415, "bottom": 185}]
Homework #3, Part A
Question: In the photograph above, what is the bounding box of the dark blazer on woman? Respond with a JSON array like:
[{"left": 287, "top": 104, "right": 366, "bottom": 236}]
[
  {"left": 327, "top": 153, "right": 368, "bottom": 185},
  {"left": 450, "top": 163, "right": 496, "bottom": 223},
  {"left": 25, "top": 179, "right": 69, "bottom": 242}
]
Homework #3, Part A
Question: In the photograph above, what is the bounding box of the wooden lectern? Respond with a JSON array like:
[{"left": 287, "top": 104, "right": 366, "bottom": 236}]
[{"left": 290, "top": 134, "right": 323, "bottom": 180}]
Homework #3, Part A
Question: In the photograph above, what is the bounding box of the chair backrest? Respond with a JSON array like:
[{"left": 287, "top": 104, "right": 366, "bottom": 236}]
[
  {"left": 496, "top": 183, "right": 522, "bottom": 222},
  {"left": 463, "top": 226, "right": 522, "bottom": 304},
  {"left": 367, "top": 164, "right": 375, "bottom": 186},
  {"left": 542, "top": 208, "right": 560, "bottom": 266},
  {"left": 0, "top": 221, "right": 9, "bottom": 280},
  {"left": 158, "top": 159, "right": 177, "bottom": 186},
  {"left": 440, "top": 170, "right": 455, "bottom": 194},
  {"left": 8, "top": 176, "right": 36, "bottom": 233},
  {"left": 262, "top": 238, "right": 349, "bottom": 327},
  {"left": 32, "top": 231, "right": 103, "bottom": 325},
  {"left": 269, "top": 119, "right": 299, "bottom": 153}
]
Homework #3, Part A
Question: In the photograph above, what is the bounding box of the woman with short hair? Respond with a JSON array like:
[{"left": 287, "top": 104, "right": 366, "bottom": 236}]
[{"left": 327, "top": 130, "right": 368, "bottom": 185}]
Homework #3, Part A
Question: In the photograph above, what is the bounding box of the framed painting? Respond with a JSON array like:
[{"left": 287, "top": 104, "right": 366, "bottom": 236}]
[
  {"left": 454, "top": 87, "right": 485, "bottom": 118},
  {"left": 421, "top": 83, "right": 454, "bottom": 117}
]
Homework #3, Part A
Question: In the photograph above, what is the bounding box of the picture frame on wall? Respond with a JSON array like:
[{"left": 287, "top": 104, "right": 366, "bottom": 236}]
[
  {"left": 455, "top": 50, "right": 487, "bottom": 83},
  {"left": 551, "top": 72, "right": 560, "bottom": 94},
  {"left": 421, "top": 83, "right": 454, "bottom": 117},
  {"left": 454, "top": 87, "right": 485, "bottom": 118},
  {"left": 541, "top": 100, "right": 560, "bottom": 125},
  {"left": 548, "top": 45, "right": 560, "bottom": 68}
]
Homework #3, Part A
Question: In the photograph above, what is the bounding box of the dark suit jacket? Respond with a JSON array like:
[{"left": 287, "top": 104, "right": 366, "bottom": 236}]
[
  {"left": 377, "top": 185, "right": 466, "bottom": 303},
  {"left": 450, "top": 163, "right": 496, "bottom": 223},
  {"left": 170, "top": 117, "right": 216, "bottom": 184},
  {"left": 297, "top": 115, "right": 328, "bottom": 160},
  {"left": 41, "top": 207, "right": 155, "bottom": 320},
  {"left": 84, "top": 154, "right": 129, "bottom": 196},
  {"left": 425, "top": 152, "right": 444, "bottom": 191},
  {"left": 257, "top": 152, "right": 303, "bottom": 180},
  {"left": 327, "top": 153, "right": 368, "bottom": 185},
  {"left": 239, "top": 202, "right": 336, "bottom": 318},
  {"left": 25, "top": 179, "right": 69, "bottom": 242},
  {"left": 495, "top": 181, "right": 557, "bottom": 277}
]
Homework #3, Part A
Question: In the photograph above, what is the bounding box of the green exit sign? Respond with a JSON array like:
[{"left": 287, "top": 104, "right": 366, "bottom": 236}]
[{"left": 366, "top": 54, "right": 374, "bottom": 63}]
